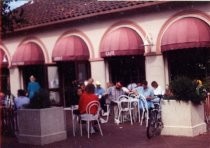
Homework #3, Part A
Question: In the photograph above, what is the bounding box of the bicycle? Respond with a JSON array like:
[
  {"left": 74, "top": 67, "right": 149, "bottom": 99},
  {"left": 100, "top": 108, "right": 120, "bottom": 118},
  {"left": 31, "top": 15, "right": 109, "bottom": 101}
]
[{"left": 146, "top": 95, "right": 163, "bottom": 139}]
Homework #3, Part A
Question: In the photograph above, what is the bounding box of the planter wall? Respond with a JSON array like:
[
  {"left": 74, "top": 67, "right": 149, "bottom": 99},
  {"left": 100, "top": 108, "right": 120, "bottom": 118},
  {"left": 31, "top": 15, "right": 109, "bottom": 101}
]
[
  {"left": 161, "top": 100, "right": 207, "bottom": 137},
  {"left": 17, "top": 107, "right": 67, "bottom": 145}
]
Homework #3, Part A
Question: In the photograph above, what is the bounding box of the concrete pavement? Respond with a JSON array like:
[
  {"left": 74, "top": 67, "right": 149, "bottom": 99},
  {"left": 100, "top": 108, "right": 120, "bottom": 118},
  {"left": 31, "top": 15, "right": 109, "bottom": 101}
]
[{"left": 1, "top": 111, "right": 210, "bottom": 148}]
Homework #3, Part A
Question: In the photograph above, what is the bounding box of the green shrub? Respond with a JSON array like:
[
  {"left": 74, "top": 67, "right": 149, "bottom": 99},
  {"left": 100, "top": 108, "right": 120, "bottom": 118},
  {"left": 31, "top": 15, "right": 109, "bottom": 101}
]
[
  {"left": 203, "top": 76, "right": 210, "bottom": 92},
  {"left": 170, "top": 76, "right": 206, "bottom": 105}
]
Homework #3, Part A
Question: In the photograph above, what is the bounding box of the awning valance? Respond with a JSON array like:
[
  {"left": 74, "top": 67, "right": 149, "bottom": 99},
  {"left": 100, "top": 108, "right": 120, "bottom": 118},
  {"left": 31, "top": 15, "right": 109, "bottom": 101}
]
[
  {"left": 52, "top": 36, "right": 89, "bottom": 61},
  {"left": 161, "top": 17, "right": 210, "bottom": 52},
  {"left": 100, "top": 27, "right": 144, "bottom": 57},
  {"left": 12, "top": 42, "right": 45, "bottom": 66}
]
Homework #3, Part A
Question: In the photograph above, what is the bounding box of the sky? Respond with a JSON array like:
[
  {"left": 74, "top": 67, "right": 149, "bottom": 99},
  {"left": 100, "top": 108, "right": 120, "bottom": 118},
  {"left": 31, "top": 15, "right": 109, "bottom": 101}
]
[{"left": 9, "top": 0, "right": 30, "bottom": 10}]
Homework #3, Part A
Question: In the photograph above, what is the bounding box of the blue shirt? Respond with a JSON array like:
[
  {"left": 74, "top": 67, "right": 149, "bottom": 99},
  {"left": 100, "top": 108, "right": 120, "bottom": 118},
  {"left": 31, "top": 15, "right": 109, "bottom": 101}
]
[
  {"left": 15, "top": 96, "right": 30, "bottom": 109},
  {"left": 27, "top": 82, "right": 41, "bottom": 99},
  {"left": 134, "top": 86, "right": 155, "bottom": 109},
  {"left": 95, "top": 87, "right": 105, "bottom": 98},
  {"left": 134, "top": 86, "right": 154, "bottom": 99}
]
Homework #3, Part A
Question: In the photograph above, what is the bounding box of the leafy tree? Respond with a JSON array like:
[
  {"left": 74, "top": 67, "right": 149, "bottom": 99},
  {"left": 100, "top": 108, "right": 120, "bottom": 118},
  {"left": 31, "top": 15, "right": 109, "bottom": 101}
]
[{"left": 1, "top": 0, "right": 25, "bottom": 34}]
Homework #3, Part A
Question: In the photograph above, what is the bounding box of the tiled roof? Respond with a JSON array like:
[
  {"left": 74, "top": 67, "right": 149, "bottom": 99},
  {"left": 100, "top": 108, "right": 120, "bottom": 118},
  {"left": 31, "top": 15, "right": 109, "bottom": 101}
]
[{"left": 7, "top": 0, "right": 169, "bottom": 32}]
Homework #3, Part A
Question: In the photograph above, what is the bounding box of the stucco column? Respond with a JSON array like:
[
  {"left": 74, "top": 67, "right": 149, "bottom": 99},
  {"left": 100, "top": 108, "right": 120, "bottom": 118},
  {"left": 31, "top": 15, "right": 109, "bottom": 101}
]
[
  {"left": 89, "top": 59, "right": 106, "bottom": 88},
  {"left": 145, "top": 54, "right": 165, "bottom": 89},
  {"left": 9, "top": 67, "right": 22, "bottom": 96}
]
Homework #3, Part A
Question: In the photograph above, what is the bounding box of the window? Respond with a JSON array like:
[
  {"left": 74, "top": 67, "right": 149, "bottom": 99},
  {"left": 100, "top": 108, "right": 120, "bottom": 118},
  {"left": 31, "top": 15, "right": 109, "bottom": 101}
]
[{"left": 165, "top": 48, "right": 210, "bottom": 81}]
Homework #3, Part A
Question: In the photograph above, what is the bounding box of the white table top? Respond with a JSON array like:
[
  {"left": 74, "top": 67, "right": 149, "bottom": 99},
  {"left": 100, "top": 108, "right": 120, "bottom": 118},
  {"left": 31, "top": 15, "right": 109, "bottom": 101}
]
[{"left": 63, "top": 105, "right": 79, "bottom": 110}]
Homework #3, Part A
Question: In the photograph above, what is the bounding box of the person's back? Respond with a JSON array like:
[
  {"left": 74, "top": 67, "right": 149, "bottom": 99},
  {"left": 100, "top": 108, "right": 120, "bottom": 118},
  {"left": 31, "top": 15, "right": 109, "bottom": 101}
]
[
  {"left": 15, "top": 89, "right": 30, "bottom": 109},
  {"left": 79, "top": 84, "right": 99, "bottom": 115}
]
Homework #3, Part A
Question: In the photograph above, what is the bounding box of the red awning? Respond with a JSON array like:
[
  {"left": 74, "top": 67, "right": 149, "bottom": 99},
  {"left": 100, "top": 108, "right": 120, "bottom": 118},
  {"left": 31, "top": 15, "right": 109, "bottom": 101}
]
[
  {"left": 52, "top": 36, "right": 89, "bottom": 61},
  {"left": 161, "top": 17, "right": 210, "bottom": 52},
  {"left": 12, "top": 42, "right": 45, "bottom": 66},
  {"left": 100, "top": 27, "right": 144, "bottom": 57}
]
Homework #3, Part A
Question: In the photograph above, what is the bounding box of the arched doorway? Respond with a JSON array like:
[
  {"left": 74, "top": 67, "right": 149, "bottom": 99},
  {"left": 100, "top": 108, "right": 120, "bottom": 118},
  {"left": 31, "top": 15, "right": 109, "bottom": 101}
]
[
  {"left": 100, "top": 27, "right": 145, "bottom": 86},
  {"left": 12, "top": 42, "right": 46, "bottom": 95},
  {"left": 52, "top": 35, "right": 90, "bottom": 106}
]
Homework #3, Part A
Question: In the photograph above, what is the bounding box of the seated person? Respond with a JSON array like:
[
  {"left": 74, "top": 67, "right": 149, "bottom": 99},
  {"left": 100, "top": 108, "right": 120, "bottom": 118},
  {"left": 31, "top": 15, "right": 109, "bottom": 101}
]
[
  {"left": 79, "top": 84, "right": 100, "bottom": 133},
  {"left": 106, "top": 82, "right": 125, "bottom": 123},
  {"left": 95, "top": 81, "right": 105, "bottom": 99},
  {"left": 134, "top": 80, "right": 155, "bottom": 110},
  {"left": 14, "top": 89, "right": 30, "bottom": 109},
  {"left": 151, "top": 81, "right": 164, "bottom": 103},
  {"left": 106, "top": 82, "right": 125, "bottom": 102},
  {"left": 127, "top": 82, "right": 137, "bottom": 91},
  {"left": 95, "top": 81, "right": 107, "bottom": 113},
  {"left": 79, "top": 84, "right": 99, "bottom": 115}
]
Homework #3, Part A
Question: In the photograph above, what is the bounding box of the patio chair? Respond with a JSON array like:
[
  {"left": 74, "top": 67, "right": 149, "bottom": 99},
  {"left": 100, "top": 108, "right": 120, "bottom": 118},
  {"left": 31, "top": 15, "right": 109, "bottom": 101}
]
[
  {"left": 100, "top": 104, "right": 110, "bottom": 123},
  {"left": 117, "top": 95, "right": 133, "bottom": 125},
  {"left": 79, "top": 101, "right": 103, "bottom": 138},
  {"left": 129, "top": 94, "right": 140, "bottom": 123},
  {"left": 139, "top": 94, "right": 149, "bottom": 127}
]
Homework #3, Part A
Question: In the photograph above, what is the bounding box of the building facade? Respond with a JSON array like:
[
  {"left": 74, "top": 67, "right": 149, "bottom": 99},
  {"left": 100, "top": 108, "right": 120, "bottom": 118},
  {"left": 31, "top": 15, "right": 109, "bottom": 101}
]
[{"left": 1, "top": 1, "right": 210, "bottom": 106}]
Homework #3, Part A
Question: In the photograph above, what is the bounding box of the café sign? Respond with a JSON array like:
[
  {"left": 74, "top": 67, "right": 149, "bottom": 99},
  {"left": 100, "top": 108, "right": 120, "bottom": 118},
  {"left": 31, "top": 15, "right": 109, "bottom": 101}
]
[{"left": 105, "top": 51, "right": 115, "bottom": 57}]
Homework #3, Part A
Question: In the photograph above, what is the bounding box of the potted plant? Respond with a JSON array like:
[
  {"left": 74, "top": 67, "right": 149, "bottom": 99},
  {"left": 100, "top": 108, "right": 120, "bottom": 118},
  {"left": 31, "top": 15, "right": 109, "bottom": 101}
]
[
  {"left": 16, "top": 89, "right": 67, "bottom": 145},
  {"left": 161, "top": 76, "right": 207, "bottom": 137}
]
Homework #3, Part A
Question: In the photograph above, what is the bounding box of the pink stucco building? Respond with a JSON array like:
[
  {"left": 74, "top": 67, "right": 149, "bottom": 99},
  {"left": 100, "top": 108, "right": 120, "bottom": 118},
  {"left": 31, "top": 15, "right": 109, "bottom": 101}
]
[{"left": 1, "top": 1, "right": 210, "bottom": 107}]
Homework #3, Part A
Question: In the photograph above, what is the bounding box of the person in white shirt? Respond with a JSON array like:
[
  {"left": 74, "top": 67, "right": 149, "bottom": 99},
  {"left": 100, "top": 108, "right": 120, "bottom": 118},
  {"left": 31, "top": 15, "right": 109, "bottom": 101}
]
[{"left": 151, "top": 81, "right": 164, "bottom": 103}]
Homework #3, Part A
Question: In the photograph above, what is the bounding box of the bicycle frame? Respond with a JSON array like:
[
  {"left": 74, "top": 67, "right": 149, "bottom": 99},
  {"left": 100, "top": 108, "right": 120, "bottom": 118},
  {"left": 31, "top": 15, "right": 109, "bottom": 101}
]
[{"left": 146, "top": 95, "right": 163, "bottom": 139}]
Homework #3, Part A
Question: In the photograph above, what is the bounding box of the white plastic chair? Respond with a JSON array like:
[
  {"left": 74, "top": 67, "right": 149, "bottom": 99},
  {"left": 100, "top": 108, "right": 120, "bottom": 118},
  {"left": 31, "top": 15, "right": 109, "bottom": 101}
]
[
  {"left": 139, "top": 94, "right": 149, "bottom": 127},
  {"left": 129, "top": 93, "right": 140, "bottom": 123},
  {"left": 63, "top": 105, "right": 79, "bottom": 136},
  {"left": 117, "top": 95, "right": 133, "bottom": 125},
  {"left": 101, "top": 104, "right": 110, "bottom": 123},
  {"left": 79, "top": 101, "right": 103, "bottom": 138}
]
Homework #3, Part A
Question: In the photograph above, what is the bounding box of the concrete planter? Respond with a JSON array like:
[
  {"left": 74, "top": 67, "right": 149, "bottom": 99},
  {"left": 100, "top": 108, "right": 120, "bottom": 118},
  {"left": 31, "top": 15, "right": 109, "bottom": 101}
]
[
  {"left": 17, "top": 107, "right": 67, "bottom": 145},
  {"left": 161, "top": 100, "right": 207, "bottom": 137}
]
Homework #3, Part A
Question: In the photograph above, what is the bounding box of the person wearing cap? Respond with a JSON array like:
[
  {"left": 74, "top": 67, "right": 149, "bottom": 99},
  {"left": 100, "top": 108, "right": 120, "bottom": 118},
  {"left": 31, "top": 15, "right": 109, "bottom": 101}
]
[
  {"left": 95, "top": 81, "right": 105, "bottom": 99},
  {"left": 95, "top": 81, "right": 106, "bottom": 115}
]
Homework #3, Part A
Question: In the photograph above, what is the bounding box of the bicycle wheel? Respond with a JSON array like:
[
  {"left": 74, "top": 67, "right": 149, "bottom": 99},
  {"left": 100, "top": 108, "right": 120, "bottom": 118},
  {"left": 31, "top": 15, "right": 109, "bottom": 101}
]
[
  {"left": 146, "top": 118, "right": 156, "bottom": 139},
  {"left": 147, "top": 111, "right": 157, "bottom": 139},
  {"left": 155, "top": 120, "right": 163, "bottom": 136}
]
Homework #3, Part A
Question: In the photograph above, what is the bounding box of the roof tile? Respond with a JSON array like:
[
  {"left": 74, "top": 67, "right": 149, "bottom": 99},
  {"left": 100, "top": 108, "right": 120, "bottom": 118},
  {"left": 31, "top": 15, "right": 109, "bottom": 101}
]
[{"left": 5, "top": 0, "right": 168, "bottom": 32}]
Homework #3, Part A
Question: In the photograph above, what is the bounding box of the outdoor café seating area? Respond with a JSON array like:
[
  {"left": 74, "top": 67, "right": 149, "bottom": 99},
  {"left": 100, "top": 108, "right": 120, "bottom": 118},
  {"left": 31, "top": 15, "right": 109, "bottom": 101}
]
[{"left": 64, "top": 93, "right": 150, "bottom": 138}]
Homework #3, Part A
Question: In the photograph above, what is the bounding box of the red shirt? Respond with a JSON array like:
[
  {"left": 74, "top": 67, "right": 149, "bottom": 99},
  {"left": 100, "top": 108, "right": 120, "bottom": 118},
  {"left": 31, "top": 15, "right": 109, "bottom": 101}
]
[{"left": 79, "top": 92, "right": 99, "bottom": 114}]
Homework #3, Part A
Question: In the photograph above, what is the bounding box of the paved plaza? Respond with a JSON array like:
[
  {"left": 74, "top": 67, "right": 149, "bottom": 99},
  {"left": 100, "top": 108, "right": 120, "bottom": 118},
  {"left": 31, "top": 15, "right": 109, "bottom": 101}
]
[{"left": 1, "top": 111, "right": 210, "bottom": 148}]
